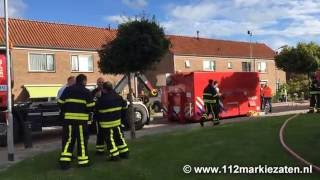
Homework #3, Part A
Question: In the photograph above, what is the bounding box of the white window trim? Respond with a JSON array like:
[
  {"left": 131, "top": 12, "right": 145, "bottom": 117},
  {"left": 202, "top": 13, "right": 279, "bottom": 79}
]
[
  {"left": 185, "top": 60, "right": 191, "bottom": 68},
  {"left": 203, "top": 60, "right": 215, "bottom": 71},
  {"left": 227, "top": 62, "right": 232, "bottom": 69},
  {"left": 70, "top": 54, "right": 94, "bottom": 73},
  {"left": 257, "top": 61, "right": 267, "bottom": 73},
  {"left": 260, "top": 80, "right": 268, "bottom": 85},
  {"left": 28, "top": 52, "right": 56, "bottom": 72}
]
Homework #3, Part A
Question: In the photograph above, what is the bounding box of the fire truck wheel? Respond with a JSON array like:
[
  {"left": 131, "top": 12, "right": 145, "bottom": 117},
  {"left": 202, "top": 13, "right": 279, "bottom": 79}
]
[{"left": 133, "top": 104, "right": 147, "bottom": 130}]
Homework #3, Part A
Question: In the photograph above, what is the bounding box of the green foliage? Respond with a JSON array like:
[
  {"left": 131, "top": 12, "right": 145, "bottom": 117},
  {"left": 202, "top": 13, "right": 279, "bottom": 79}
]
[
  {"left": 1, "top": 115, "right": 320, "bottom": 179},
  {"left": 98, "top": 17, "right": 171, "bottom": 74},
  {"left": 275, "top": 42, "right": 320, "bottom": 74},
  {"left": 286, "top": 74, "right": 309, "bottom": 98}
]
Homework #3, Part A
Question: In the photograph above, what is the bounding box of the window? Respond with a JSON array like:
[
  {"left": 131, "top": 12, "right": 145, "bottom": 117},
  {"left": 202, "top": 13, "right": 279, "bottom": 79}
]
[
  {"left": 257, "top": 61, "right": 267, "bottom": 73},
  {"left": 185, "top": 60, "right": 191, "bottom": 68},
  {"left": 242, "top": 62, "right": 251, "bottom": 72},
  {"left": 203, "top": 60, "right": 215, "bottom": 71},
  {"left": 71, "top": 55, "right": 93, "bottom": 72},
  {"left": 227, "top": 62, "right": 232, "bottom": 69},
  {"left": 29, "top": 53, "right": 55, "bottom": 72}
]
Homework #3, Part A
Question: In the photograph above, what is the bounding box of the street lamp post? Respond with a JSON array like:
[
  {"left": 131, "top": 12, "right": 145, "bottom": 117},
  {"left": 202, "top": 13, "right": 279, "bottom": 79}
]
[
  {"left": 4, "top": 0, "right": 15, "bottom": 161},
  {"left": 247, "top": 30, "right": 254, "bottom": 72}
]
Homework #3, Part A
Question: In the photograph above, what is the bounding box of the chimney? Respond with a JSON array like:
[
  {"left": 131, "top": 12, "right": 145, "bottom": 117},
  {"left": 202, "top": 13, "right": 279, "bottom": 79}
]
[
  {"left": 108, "top": 24, "right": 111, "bottom": 30},
  {"left": 196, "top": 30, "right": 200, "bottom": 40}
]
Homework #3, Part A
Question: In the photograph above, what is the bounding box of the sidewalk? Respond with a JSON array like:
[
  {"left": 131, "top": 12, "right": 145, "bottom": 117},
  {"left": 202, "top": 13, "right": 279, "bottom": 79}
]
[
  {"left": 272, "top": 101, "right": 308, "bottom": 107},
  {"left": 0, "top": 107, "right": 309, "bottom": 171}
]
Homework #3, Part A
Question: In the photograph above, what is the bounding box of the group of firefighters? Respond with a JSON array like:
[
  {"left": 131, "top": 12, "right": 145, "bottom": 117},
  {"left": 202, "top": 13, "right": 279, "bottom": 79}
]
[{"left": 57, "top": 74, "right": 129, "bottom": 170}]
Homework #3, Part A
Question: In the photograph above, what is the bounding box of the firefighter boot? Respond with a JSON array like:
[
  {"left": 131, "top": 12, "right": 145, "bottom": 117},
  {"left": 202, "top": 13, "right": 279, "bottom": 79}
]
[
  {"left": 120, "top": 151, "right": 129, "bottom": 159},
  {"left": 109, "top": 155, "right": 120, "bottom": 161},
  {"left": 200, "top": 115, "right": 207, "bottom": 127},
  {"left": 59, "top": 161, "right": 71, "bottom": 171},
  {"left": 78, "top": 161, "right": 92, "bottom": 168},
  {"left": 213, "top": 118, "right": 220, "bottom": 126},
  {"left": 308, "top": 107, "right": 315, "bottom": 113}
]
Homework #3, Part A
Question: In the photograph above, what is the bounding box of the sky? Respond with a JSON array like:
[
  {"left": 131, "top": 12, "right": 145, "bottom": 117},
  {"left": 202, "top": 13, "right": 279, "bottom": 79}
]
[{"left": 1, "top": 0, "right": 320, "bottom": 49}]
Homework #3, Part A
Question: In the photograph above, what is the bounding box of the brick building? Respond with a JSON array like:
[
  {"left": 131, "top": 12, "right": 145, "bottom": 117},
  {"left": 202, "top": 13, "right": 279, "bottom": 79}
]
[
  {"left": 0, "top": 18, "right": 285, "bottom": 102},
  {"left": 147, "top": 35, "right": 286, "bottom": 93},
  {"left": 0, "top": 18, "right": 120, "bottom": 101}
]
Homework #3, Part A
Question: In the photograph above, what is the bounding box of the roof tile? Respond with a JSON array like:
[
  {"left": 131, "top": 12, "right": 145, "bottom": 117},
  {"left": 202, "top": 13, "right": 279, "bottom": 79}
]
[{"left": 0, "top": 18, "right": 275, "bottom": 59}]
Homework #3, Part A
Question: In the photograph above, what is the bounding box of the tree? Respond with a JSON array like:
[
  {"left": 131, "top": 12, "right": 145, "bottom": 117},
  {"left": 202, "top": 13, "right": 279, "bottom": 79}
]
[
  {"left": 275, "top": 42, "right": 320, "bottom": 74},
  {"left": 286, "top": 74, "right": 309, "bottom": 99},
  {"left": 98, "top": 17, "right": 170, "bottom": 138}
]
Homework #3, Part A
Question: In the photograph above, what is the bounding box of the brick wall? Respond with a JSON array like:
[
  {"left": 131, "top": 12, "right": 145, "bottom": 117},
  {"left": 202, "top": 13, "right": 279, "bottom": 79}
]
[
  {"left": 11, "top": 48, "right": 121, "bottom": 101},
  {"left": 147, "top": 54, "right": 286, "bottom": 94},
  {"left": 173, "top": 55, "right": 286, "bottom": 93}
]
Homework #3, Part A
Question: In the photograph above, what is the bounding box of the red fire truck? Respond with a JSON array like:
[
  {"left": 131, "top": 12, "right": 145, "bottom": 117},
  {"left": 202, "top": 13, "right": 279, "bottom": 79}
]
[{"left": 164, "top": 72, "right": 261, "bottom": 123}]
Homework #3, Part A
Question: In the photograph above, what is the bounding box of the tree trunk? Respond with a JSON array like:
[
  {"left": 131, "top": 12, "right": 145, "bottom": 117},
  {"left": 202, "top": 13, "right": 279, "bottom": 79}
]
[{"left": 127, "top": 73, "right": 136, "bottom": 139}]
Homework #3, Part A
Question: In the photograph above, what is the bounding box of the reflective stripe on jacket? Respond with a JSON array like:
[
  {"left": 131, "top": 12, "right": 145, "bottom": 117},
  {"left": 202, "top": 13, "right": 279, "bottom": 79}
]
[
  {"left": 203, "top": 84, "right": 217, "bottom": 104},
  {"left": 96, "top": 91, "right": 127, "bottom": 128},
  {"left": 58, "top": 84, "right": 95, "bottom": 121}
]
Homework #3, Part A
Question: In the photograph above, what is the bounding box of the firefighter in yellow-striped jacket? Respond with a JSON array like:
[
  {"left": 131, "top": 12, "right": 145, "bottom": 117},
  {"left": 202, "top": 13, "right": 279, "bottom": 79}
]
[
  {"left": 200, "top": 79, "right": 220, "bottom": 127},
  {"left": 58, "top": 74, "right": 95, "bottom": 170},
  {"left": 96, "top": 81, "right": 129, "bottom": 160}
]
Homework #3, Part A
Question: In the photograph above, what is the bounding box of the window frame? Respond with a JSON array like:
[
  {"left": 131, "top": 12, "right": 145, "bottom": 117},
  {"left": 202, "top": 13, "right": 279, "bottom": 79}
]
[
  {"left": 257, "top": 61, "right": 267, "bottom": 73},
  {"left": 70, "top": 54, "right": 94, "bottom": 73},
  {"left": 241, "top": 62, "right": 252, "bottom": 72},
  {"left": 203, "top": 60, "right": 215, "bottom": 71},
  {"left": 28, "top": 52, "right": 56, "bottom": 72}
]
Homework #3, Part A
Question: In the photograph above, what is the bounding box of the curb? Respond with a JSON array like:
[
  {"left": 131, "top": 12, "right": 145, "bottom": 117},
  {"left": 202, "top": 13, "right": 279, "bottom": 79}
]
[{"left": 279, "top": 114, "right": 320, "bottom": 173}]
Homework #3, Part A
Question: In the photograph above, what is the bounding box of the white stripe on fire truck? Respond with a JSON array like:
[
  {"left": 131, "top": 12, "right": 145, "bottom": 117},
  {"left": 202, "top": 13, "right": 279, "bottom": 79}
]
[
  {"left": 195, "top": 101, "right": 203, "bottom": 110},
  {"left": 196, "top": 96, "right": 204, "bottom": 106}
]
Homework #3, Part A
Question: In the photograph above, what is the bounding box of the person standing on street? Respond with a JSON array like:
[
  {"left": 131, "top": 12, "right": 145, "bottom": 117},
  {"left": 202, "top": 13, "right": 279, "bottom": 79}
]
[
  {"left": 57, "top": 76, "right": 76, "bottom": 147},
  {"left": 58, "top": 74, "right": 95, "bottom": 170},
  {"left": 262, "top": 84, "right": 272, "bottom": 113},
  {"left": 96, "top": 82, "right": 129, "bottom": 160},
  {"left": 57, "top": 76, "right": 75, "bottom": 99},
  {"left": 200, "top": 79, "right": 219, "bottom": 127},
  {"left": 92, "top": 77, "right": 105, "bottom": 154},
  {"left": 260, "top": 84, "right": 265, "bottom": 111}
]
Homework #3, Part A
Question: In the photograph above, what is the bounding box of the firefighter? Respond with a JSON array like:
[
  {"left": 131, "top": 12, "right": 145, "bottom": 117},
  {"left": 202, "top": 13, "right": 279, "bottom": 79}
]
[
  {"left": 96, "top": 81, "right": 129, "bottom": 160},
  {"left": 57, "top": 76, "right": 75, "bottom": 147},
  {"left": 200, "top": 79, "right": 220, "bottom": 127},
  {"left": 308, "top": 74, "right": 320, "bottom": 113},
  {"left": 58, "top": 74, "right": 95, "bottom": 170},
  {"left": 92, "top": 77, "right": 105, "bottom": 154}
]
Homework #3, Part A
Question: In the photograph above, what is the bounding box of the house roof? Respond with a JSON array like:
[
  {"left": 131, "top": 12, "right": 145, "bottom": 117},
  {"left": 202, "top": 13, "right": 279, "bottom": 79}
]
[
  {"left": 0, "top": 18, "right": 117, "bottom": 50},
  {"left": 168, "top": 35, "right": 275, "bottom": 59},
  {"left": 0, "top": 18, "right": 275, "bottom": 59}
]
